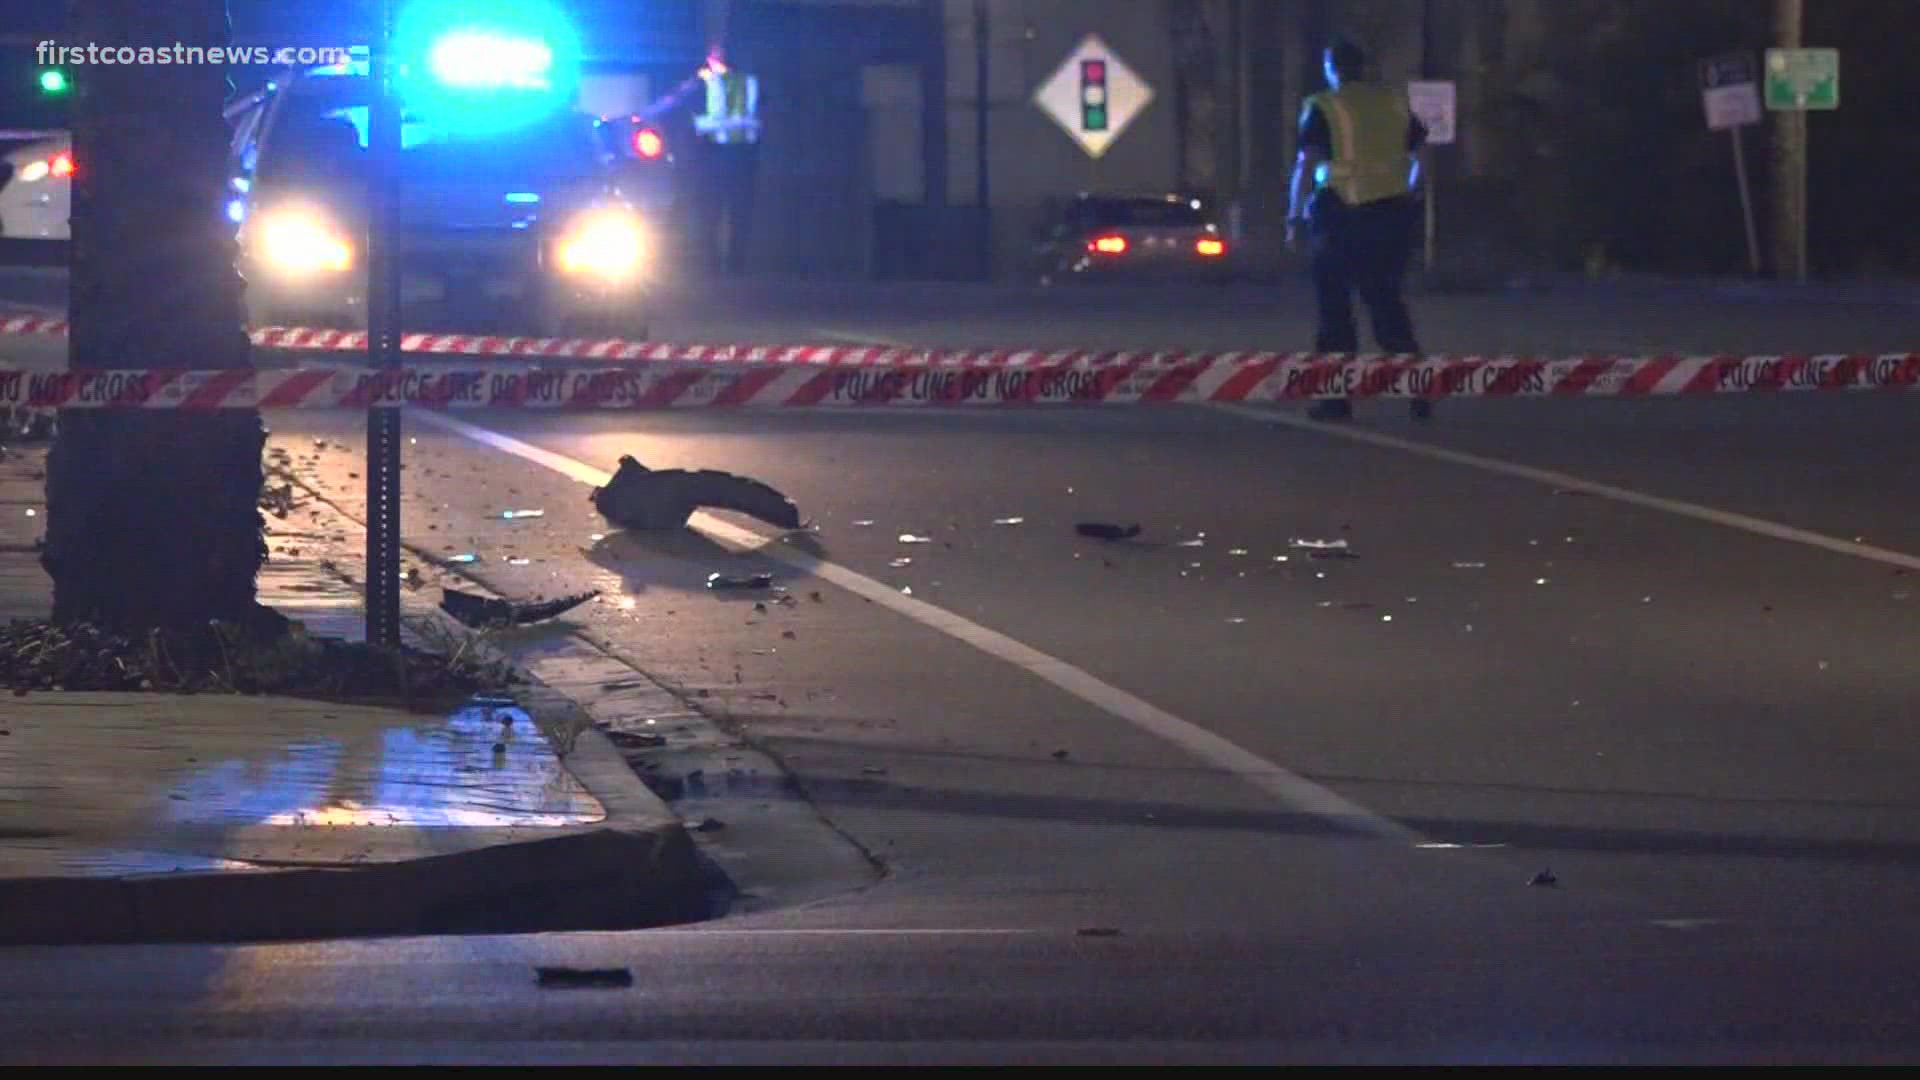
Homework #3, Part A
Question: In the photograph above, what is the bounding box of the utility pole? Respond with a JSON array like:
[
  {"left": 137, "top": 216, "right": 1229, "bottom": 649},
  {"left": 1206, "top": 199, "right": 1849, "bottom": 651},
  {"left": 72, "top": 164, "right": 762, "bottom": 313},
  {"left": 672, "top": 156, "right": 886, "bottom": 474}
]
[
  {"left": 1771, "top": 0, "right": 1807, "bottom": 282},
  {"left": 973, "top": 0, "right": 990, "bottom": 278}
]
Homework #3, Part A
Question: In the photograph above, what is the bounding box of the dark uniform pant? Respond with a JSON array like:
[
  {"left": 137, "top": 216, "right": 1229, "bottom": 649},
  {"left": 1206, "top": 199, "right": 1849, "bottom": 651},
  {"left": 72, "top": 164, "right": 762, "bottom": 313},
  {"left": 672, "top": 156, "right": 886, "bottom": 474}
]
[
  {"left": 691, "top": 142, "right": 759, "bottom": 276},
  {"left": 1309, "top": 192, "right": 1421, "bottom": 355}
]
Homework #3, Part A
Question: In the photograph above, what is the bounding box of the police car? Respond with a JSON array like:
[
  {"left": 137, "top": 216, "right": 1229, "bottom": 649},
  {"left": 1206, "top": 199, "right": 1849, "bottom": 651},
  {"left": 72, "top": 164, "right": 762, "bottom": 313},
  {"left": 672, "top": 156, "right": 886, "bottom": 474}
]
[{"left": 228, "top": 38, "right": 656, "bottom": 339}]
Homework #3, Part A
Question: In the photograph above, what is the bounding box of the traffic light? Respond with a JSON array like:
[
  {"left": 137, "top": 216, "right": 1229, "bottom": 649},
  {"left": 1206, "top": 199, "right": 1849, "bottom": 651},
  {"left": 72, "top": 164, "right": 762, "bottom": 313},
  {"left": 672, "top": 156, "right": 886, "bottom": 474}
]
[
  {"left": 1079, "top": 59, "right": 1107, "bottom": 132},
  {"left": 37, "top": 68, "right": 69, "bottom": 95}
]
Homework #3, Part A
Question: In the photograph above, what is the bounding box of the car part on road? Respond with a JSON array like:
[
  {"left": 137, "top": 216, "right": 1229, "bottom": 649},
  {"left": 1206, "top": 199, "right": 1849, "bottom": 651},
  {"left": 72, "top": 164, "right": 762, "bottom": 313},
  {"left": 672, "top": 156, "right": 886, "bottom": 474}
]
[
  {"left": 439, "top": 587, "right": 599, "bottom": 628},
  {"left": 591, "top": 455, "right": 802, "bottom": 532},
  {"left": 535, "top": 966, "right": 635, "bottom": 989},
  {"left": 1076, "top": 522, "right": 1142, "bottom": 541},
  {"left": 707, "top": 572, "right": 775, "bottom": 591}
]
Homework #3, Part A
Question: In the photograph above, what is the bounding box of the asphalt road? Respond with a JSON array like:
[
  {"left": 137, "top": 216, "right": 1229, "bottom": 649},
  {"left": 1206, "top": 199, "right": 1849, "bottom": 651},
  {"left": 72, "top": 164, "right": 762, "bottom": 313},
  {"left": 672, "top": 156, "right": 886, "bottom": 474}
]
[{"left": 4, "top": 273, "right": 1920, "bottom": 1063}]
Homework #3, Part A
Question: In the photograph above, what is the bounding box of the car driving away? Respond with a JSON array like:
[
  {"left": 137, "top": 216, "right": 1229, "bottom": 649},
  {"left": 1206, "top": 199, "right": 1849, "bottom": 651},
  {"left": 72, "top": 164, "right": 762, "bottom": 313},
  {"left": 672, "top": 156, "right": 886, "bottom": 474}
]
[
  {"left": 0, "top": 134, "right": 72, "bottom": 241},
  {"left": 232, "top": 56, "right": 655, "bottom": 339},
  {"left": 1030, "top": 192, "right": 1233, "bottom": 285}
]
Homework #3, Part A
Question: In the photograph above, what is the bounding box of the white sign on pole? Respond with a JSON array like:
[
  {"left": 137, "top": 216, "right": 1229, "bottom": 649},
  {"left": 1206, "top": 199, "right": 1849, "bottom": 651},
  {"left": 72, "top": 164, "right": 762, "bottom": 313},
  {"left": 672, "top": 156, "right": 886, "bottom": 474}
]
[
  {"left": 1033, "top": 34, "right": 1154, "bottom": 160},
  {"left": 1702, "top": 83, "right": 1762, "bottom": 130},
  {"left": 1406, "top": 80, "right": 1456, "bottom": 145}
]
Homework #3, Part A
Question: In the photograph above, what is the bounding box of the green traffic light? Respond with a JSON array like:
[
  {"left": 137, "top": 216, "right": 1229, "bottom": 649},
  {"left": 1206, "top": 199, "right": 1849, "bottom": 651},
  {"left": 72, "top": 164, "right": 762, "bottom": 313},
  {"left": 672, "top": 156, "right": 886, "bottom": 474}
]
[{"left": 38, "top": 69, "right": 69, "bottom": 94}]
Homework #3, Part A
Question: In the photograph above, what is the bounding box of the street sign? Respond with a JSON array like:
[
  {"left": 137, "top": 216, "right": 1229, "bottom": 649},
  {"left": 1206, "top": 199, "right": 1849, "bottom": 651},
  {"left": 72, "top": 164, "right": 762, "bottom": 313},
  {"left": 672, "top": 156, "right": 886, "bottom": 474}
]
[
  {"left": 1698, "top": 52, "right": 1755, "bottom": 91},
  {"left": 1765, "top": 48, "right": 1839, "bottom": 111},
  {"left": 1033, "top": 34, "right": 1153, "bottom": 159},
  {"left": 1406, "top": 80, "right": 1456, "bottom": 145},
  {"left": 1703, "top": 83, "right": 1762, "bottom": 130}
]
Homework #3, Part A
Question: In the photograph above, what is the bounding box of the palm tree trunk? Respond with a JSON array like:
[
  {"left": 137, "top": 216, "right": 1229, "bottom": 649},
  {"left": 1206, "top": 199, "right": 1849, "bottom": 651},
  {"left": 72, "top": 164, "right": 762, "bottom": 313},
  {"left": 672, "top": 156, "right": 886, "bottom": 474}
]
[{"left": 41, "top": 0, "right": 271, "bottom": 634}]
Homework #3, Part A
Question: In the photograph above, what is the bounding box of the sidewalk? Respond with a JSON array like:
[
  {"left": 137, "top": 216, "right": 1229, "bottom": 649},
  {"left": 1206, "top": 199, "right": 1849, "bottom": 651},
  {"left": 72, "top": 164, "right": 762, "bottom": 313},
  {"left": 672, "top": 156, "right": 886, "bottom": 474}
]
[{"left": 0, "top": 439, "right": 705, "bottom": 945}]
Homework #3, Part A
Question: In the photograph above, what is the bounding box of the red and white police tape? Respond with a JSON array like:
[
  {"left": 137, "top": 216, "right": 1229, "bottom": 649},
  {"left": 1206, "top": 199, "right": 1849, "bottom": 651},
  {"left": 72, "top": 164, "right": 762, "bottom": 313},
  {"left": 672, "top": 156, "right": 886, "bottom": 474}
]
[{"left": 1, "top": 317, "right": 1915, "bottom": 408}]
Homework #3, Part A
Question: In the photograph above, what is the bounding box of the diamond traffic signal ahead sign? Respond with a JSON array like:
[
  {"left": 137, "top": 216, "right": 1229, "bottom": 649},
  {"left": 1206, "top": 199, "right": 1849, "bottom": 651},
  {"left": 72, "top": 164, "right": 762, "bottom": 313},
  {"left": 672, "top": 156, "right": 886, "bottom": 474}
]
[
  {"left": 1765, "top": 48, "right": 1838, "bottom": 111},
  {"left": 1034, "top": 35, "right": 1152, "bottom": 159}
]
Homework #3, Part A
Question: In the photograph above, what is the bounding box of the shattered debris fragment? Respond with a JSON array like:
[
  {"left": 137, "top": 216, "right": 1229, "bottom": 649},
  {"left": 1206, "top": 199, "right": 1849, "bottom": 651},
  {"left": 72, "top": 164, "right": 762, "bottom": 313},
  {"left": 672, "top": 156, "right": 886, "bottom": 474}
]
[
  {"left": 500, "top": 509, "right": 545, "bottom": 520},
  {"left": 851, "top": 519, "right": 875, "bottom": 527},
  {"left": 898, "top": 533, "right": 934, "bottom": 544},
  {"left": 1075, "top": 522, "right": 1141, "bottom": 541},
  {"left": 889, "top": 557, "right": 913, "bottom": 568},
  {"left": 993, "top": 517, "right": 1026, "bottom": 526},
  {"left": 440, "top": 587, "right": 599, "bottom": 628},
  {"left": 707, "top": 572, "right": 775, "bottom": 591},
  {"left": 1289, "top": 538, "right": 1355, "bottom": 559},
  {"left": 535, "top": 967, "right": 634, "bottom": 989}
]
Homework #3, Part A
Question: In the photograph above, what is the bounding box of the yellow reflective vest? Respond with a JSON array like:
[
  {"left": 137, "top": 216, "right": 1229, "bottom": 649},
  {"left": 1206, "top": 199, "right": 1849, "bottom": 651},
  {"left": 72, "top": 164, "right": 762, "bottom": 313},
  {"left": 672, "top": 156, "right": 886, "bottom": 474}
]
[
  {"left": 697, "top": 69, "right": 762, "bottom": 145},
  {"left": 1305, "top": 83, "right": 1413, "bottom": 207}
]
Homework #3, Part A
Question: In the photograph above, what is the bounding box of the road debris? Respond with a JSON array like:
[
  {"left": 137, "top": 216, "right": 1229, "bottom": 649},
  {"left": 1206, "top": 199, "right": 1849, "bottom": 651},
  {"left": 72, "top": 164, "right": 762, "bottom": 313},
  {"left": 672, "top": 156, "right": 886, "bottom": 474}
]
[
  {"left": 591, "top": 455, "right": 802, "bottom": 531},
  {"left": 1289, "top": 538, "right": 1356, "bottom": 559},
  {"left": 1529, "top": 868, "right": 1559, "bottom": 888},
  {"left": 1176, "top": 538, "right": 1206, "bottom": 548},
  {"left": 1452, "top": 561, "right": 1486, "bottom": 570},
  {"left": 1051, "top": 748, "right": 1070, "bottom": 760},
  {"left": 707, "top": 572, "right": 775, "bottom": 591},
  {"left": 693, "top": 817, "right": 727, "bottom": 833},
  {"left": 889, "top": 557, "right": 914, "bottom": 568},
  {"left": 809, "top": 591, "right": 825, "bottom": 603},
  {"left": 898, "top": 533, "right": 934, "bottom": 544},
  {"left": 1075, "top": 522, "right": 1141, "bottom": 541},
  {"left": 499, "top": 509, "right": 545, "bottom": 520},
  {"left": 448, "top": 553, "right": 481, "bottom": 564},
  {"left": 535, "top": 966, "right": 634, "bottom": 989},
  {"left": 440, "top": 587, "right": 599, "bottom": 628},
  {"left": 993, "top": 517, "right": 1026, "bottom": 526},
  {"left": 851, "top": 519, "right": 876, "bottom": 527}
]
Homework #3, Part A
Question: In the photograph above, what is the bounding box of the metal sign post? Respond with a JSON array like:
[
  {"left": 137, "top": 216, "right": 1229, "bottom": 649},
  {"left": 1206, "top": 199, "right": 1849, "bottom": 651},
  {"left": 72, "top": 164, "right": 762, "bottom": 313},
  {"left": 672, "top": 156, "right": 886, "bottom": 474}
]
[
  {"left": 1407, "top": 80, "right": 1455, "bottom": 272},
  {"left": 1699, "top": 53, "right": 1763, "bottom": 276},
  {"left": 365, "top": 0, "right": 404, "bottom": 649}
]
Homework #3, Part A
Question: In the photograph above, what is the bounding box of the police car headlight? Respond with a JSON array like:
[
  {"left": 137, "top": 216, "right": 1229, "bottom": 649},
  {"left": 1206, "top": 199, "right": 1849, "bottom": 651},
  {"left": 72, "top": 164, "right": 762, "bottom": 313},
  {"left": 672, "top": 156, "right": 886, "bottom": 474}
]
[
  {"left": 555, "top": 211, "right": 648, "bottom": 281},
  {"left": 257, "top": 208, "right": 353, "bottom": 274}
]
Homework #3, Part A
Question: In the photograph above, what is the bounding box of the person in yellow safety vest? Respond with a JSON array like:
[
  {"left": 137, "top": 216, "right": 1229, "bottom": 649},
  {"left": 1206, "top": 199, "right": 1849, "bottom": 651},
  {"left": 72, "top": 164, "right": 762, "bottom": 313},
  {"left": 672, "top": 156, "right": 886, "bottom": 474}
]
[
  {"left": 695, "top": 53, "right": 761, "bottom": 145},
  {"left": 689, "top": 48, "right": 760, "bottom": 275},
  {"left": 1286, "top": 38, "right": 1431, "bottom": 422}
]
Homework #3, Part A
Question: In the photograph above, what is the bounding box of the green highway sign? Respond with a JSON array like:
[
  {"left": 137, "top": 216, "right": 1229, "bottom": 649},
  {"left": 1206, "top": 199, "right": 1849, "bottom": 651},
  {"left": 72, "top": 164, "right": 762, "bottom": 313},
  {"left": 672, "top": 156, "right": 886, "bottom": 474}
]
[{"left": 1765, "top": 48, "right": 1838, "bottom": 111}]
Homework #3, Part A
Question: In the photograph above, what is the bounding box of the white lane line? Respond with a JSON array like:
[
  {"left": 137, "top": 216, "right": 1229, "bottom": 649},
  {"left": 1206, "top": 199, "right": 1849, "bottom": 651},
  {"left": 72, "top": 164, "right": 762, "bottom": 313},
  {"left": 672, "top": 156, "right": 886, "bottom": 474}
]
[
  {"left": 409, "top": 409, "right": 1417, "bottom": 842},
  {"left": 809, "top": 327, "right": 915, "bottom": 348},
  {"left": 1213, "top": 403, "right": 1920, "bottom": 574},
  {"left": 661, "top": 928, "right": 1046, "bottom": 937}
]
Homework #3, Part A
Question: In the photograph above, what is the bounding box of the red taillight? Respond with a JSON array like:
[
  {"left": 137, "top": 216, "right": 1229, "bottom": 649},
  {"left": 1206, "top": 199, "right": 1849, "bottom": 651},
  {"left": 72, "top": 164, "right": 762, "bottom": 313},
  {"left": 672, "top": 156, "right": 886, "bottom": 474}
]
[
  {"left": 1196, "top": 237, "right": 1226, "bottom": 257},
  {"left": 49, "top": 151, "right": 75, "bottom": 178},
  {"left": 1089, "top": 234, "right": 1127, "bottom": 255},
  {"left": 632, "top": 127, "right": 665, "bottom": 159}
]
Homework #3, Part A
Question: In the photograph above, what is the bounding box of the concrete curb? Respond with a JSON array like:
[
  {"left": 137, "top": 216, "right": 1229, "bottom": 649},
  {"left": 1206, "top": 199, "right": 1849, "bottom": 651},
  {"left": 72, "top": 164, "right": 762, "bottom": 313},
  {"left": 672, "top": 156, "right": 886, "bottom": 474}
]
[
  {"left": 0, "top": 824, "right": 702, "bottom": 946},
  {"left": 0, "top": 691, "right": 708, "bottom": 948}
]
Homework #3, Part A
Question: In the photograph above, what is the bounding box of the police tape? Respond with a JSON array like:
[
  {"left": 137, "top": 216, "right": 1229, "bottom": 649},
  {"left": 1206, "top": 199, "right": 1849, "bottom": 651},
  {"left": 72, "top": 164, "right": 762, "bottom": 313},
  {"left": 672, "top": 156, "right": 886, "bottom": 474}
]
[
  {"left": 1, "top": 353, "right": 1917, "bottom": 409},
  {"left": 2, "top": 315, "right": 1918, "bottom": 393}
]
